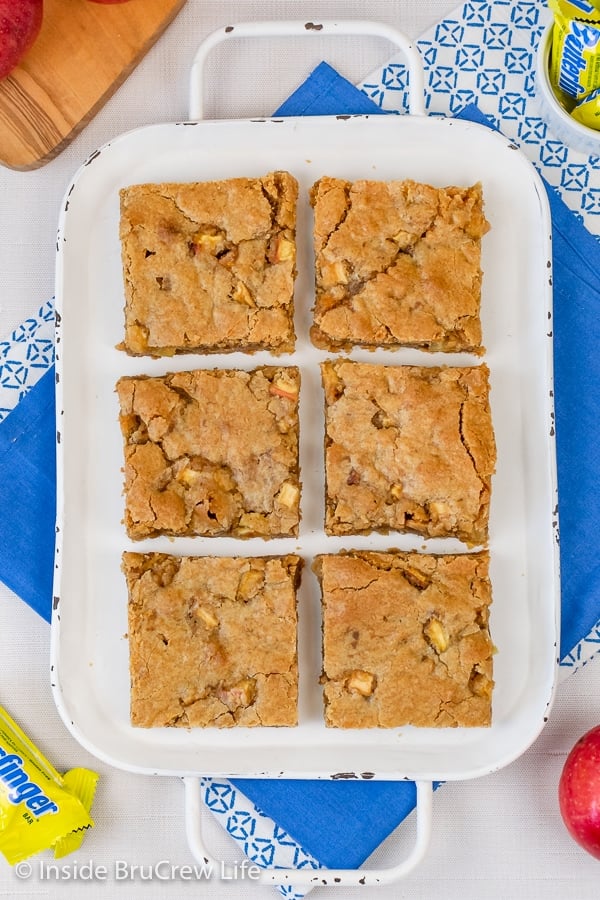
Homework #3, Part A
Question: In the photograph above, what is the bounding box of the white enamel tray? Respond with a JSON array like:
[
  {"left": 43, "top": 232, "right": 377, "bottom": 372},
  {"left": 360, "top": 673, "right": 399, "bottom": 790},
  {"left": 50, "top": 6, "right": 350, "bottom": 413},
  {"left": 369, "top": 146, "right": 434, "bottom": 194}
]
[{"left": 50, "top": 21, "right": 559, "bottom": 886}]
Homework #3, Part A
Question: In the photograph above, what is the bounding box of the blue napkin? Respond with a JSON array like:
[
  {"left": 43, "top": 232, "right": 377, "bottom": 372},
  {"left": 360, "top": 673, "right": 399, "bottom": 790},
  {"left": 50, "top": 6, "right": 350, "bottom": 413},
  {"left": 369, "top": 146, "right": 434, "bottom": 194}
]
[
  {"left": 0, "top": 60, "right": 599, "bottom": 872},
  {"left": 273, "top": 60, "right": 386, "bottom": 118},
  {"left": 0, "top": 365, "right": 55, "bottom": 618}
]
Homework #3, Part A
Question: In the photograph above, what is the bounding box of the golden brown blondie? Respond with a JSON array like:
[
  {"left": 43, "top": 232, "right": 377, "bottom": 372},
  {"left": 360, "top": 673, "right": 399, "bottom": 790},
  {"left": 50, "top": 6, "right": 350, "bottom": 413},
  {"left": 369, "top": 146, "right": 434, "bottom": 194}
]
[
  {"left": 321, "top": 359, "right": 496, "bottom": 544},
  {"left": 315, "top": 549, "right": 494, "bottom": 728},
  {"left": 116, "top": 366, "right": 301, "bottom": 539},
  {"left": 119, "top": 171, "right": 298, "bottom": 356},
  {"left": 124, "top": 552, "right": 302, "bottom": 727},
  {"left": 309, "top": 177, "right": 489, "bottom": 352}
]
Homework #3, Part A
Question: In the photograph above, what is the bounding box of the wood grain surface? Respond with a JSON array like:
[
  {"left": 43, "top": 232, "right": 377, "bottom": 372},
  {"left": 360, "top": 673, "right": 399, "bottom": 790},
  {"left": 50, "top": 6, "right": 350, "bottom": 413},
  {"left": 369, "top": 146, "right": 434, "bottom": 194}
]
[{"left": 0, "top": 0, "right": 187, "bottom": 171}]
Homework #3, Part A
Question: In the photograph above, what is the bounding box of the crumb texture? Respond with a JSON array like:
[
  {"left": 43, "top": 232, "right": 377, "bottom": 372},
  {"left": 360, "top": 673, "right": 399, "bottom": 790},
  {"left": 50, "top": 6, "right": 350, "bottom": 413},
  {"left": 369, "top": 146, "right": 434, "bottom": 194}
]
[
  {"left": 116, "top": 366, "right": 301, "bottom": 539},
  {"left": 316, "top": 550, "right": 494, "bottom": 728},
  {"left": 321, "top": 359, "right": 496, "bottom": 544},
  {"left": 124, "top": 552, "right": 302, "bottom": 727},
  {"left": 119, "top": 171, "right": 298, "bottom": 356},
  {"left": 310, "top": 177, "right": 489, "bottom": 352}
]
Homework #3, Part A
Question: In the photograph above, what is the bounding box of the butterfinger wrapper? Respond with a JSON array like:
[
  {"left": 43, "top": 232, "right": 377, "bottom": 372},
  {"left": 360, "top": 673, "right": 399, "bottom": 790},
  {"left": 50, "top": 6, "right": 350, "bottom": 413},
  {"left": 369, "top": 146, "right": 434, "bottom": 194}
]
[
  {"left": 549, "top": 0, "right": 600, "bottom": 21},
  {"left": 548, "top": 0, "right": 600, "bottom": 99},
  {"left": 0, "top": 704, "right": 98, "bottom": 865},
  {"left": 571, "top": 83, "right": 600, "bottom": 126}
]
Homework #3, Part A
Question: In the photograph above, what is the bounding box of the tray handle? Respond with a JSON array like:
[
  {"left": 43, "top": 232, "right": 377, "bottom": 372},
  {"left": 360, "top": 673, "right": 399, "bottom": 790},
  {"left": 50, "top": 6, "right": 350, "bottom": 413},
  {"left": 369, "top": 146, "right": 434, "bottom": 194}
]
[
  {"left": 189, "top": 19, "right": 426, "bottom": 120},
  {"left": 183, "top": 776, "right": 433, "bottom": 887}
]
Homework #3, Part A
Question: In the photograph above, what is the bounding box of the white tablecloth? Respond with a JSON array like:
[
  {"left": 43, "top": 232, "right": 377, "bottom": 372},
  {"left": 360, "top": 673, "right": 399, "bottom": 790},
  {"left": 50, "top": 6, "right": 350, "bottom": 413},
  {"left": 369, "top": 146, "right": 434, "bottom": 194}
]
[{"left": 2, "top": 2, "right": 600, "bottom": 897}]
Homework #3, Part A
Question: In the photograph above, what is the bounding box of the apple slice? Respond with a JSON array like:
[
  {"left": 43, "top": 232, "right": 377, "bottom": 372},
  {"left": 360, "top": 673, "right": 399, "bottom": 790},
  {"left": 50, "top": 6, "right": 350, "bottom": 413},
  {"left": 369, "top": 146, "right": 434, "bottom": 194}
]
[{"left": 0, "top": 0, "right": 43, "bottom": 80}]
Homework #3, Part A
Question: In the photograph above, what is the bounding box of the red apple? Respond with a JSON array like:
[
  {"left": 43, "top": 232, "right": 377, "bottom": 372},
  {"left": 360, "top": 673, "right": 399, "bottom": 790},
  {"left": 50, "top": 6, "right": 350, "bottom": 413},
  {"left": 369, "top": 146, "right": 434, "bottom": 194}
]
[
  {"left": 0, "top": 0, "right": 43, "bottom": 80},
  {"left": 559, "top": 724, "right": 600, "bottom": 858}
]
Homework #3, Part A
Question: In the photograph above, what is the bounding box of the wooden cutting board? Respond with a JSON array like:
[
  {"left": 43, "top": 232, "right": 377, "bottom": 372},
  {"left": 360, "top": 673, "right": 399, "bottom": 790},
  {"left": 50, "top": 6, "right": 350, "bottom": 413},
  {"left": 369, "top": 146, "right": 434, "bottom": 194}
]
[{"left": 0, "top": 0, "right": 187, "bottom": 171}]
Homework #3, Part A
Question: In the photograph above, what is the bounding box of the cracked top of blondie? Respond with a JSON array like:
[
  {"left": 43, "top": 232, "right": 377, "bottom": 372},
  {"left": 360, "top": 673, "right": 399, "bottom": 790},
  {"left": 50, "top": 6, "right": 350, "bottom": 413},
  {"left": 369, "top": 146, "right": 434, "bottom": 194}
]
[
  {"left": 321, "top": 359, "right": 496, "bottom": 544},
  {"left": 309, "top": 177, "right": 490, "bottom": 353},
  {"left": 119, "top": 171, "right": 298, "bottom": 356}
]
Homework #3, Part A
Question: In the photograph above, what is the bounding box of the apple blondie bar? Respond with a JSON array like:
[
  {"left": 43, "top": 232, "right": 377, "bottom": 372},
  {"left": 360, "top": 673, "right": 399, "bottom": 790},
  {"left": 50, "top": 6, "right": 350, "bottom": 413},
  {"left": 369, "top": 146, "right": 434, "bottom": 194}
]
[
  {"left": 321, "top": 359, "right": 496, "bottom": 544},
  {"left": 124, "top": 552, "right": 302, "bottom": 727},
  {"left": 119, "top": 171, "right": 298, "bottom": 356},
  {"left": 315, "top": 549, "right": 494, "bottom": 728},
  {"left": 116, "top": 366, "right": 301, "bottom": 539},
  {"left": 309, "top": 177, "right": 489, "bottom": 352}
]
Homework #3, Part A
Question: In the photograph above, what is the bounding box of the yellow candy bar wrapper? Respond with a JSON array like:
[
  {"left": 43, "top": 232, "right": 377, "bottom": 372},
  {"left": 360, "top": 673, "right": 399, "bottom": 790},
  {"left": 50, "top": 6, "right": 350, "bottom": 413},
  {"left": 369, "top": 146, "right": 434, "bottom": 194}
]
[
  {"left": 0, "top": 705, "right": 98, "bottom": 865},
  {"left": 548, "top": 0, "right": 600, "bottom": 99},
  {"left": 549, "top": 0, "right": 600, "bottom": 22},
  {"left": 571, "top": 84, "right": 600, "bottom": 126}
]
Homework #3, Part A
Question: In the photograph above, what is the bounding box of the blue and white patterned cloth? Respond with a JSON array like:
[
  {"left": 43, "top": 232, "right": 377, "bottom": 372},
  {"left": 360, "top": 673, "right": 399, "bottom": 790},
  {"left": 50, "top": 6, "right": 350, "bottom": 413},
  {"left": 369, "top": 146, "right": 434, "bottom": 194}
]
[
  {"left": 359, "top": 0, "right": 600, "bottom": 231},
  {"left": 201, "top": 779, "right": 319, "bottom": 899},
  {"left": 0, "top": 299, "right": 54, "bottom": 423}
]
